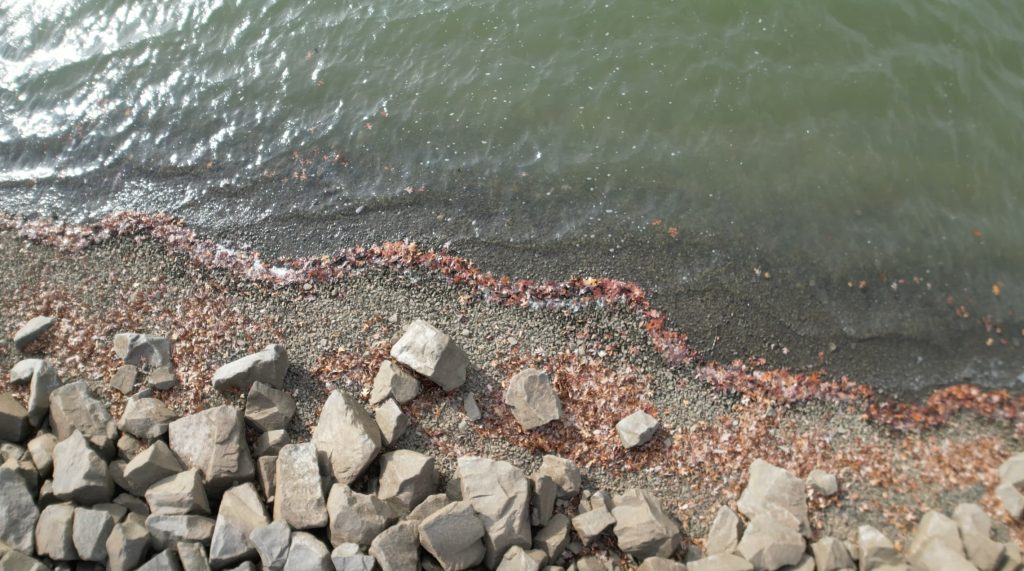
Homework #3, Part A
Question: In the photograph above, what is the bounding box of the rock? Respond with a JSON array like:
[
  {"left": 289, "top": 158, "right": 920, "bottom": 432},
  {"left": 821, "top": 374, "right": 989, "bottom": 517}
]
[
  {"left": 13, "top": 316, "right": 56, "bottom": 351},
  {"left": 26, "top": 361, "right": 60, "bottom": 428},
  {"left": 27, "top": 432, "right": 56, "bottom": 478},
  {"left": 369, "top": 361, "right": 420, "bottom": 405},
  {"left": 73, "top": 506, "right": 116, "bottom": 562},
  {"left": 857, "top": 525, "right": 902, "bottom": 570},
  {"left": 457, "top": 456, "right": 532, "bottom": 568},
  {"left": 284, "top": 532, "right": 332, "bottom": 571},
  {"left": 274, "top": 443, "right": 328, "bottom": 530},
  {"left": 736, "top": 513, "right": 805, "bottom": 570},
  {"left": 377, "top": 449, "right": 439, "bottom": 511},
  {"left": 908, "top": 511, "right": 963, "bottom": 559},
  {"left": 10, "top": 359, "right": 41, "bottom": 385},
  {"left": 811, "top": 537, "right": 854, "bottom": 571},
  {"left": 168, "top": 406, "right": 254, "bottom": 494},
  {"left": 2, "top": 455, "right": 37, "bottom": 498},
  {"left": 146, "top": 514, "right": 216, "bottom": 550},
  {"left": 148, "top": 366, "right": 178, "bottom": 390},
  {"left": 737, "top": 460, "right": 810, "bottom": 536},
  {"left": 106, "top": 518, "right": 151, "bottom": 571},
  {"left": 706, "top": 506, "right": 742, "bottom": 556},
  {"left": 783, "top": 555, "right": 815, "bottom": 571},
  {"left": 327, "top": 484, "right": 393, "bottom": 548},
  {"left": 637, "top": 559, "right": 688, "bottom": 571},
  {"left": 210, "top": 483, "right": 270, "bottom": 568},
  {"left": 534, "top": 514, "right": 570, "bottom": 560},
  {"left": 52, "top": 430, "right": 113, "bottom": 504},
  {"left": 212, "top": 344, "right": 288, "bottom": 393},
  {"left": 118, "top": 433, "right": 146, "bottom": 461},
  {"left": 119, "top": 398, "right": 178, "bottom": 440},
  {"left": 244, "top": 382, "right": 296, "bottom": 432},
  {"left": 109, "top": 365, "right": 139, "bottom": 395},
  {"left": 463, "top": 393, "right": 482, "bottom": 421},
  {"left": 250, "top": 521, "right": 291, "bottom": 571},
  {"left": 369, "top": 521, "right": 419, "bottom": 571},
  {"left": 572, "top": 508, "right": 615, "bottom": 545},
  {"left": 331, "top": 543, "right": 376, "bottom": 571},
  {"left": 611, "top": 489, "right": 681, "bottom": 560},
  {"left": 999, "top": 453, "right": 1024, "bottom": 489},
  {"left": 503, "top": 369, "right": 562, "bottom": 430},
  {"left": 0, "top": 394, "right": 30, "bottom": 443},
  {"left": 115, "top": 492, "right": 151, "bottom": 515},
  {"left": 256, "top": 456, "right": 276, "bottom": 501},
  {"left": 496, "top": 546, "right": 545, "bottom": 571},
  {"left": 418, "top": 501, "right": 487, "bottom": 571},
  {"left": 48, "top": 381, "right": 118, "bottom": 457},
  {"left": 94, "top": 501, "right": 129, "bottom": 522},
  {"left": 312, "top": 390, "right": 381, "bottom": 485},
  {"left": 146, "top": 469, "right": 211, "bottom": 516},
  {"left": 909, "top": 538, "right": 975, "bottom": 571},
  {"left": 137, "top": 549, "right": 184, "bottom": 571},
  {"left": 35, "top": 502, "right": 76, "bottom": 560},
  {"left": 688, "top": 554, "right": 754, "bottom": 571},
  {"left": 37, "top": 479, "right": 57, "bottom": 511},
  {"left": 953, "top": 503, "right": 1007, "bottom": 571},
  {"left": 407, "top": 494, "right": 452, "bottom": 522},
  {"left": 124, "top": 441, "right": 187, "bottom": 497},
  {"left": 806, "top": 469, "right": 838, "bottom": 497},
  {"left": 569, "top": 557, "right": 608, "bottom": 571},
  {"left": 114, "top": 333, "right": 172, "bottom": 368},
  {"left": 531, "top": 474, "right": 557, "bottom": 527},
  {"left": 375, "top": 399, "right": 410, "bottom": 446},
  {"left": 997, "top": 483, "right": 1024, "bottom": 521},
  {"left": 178, "top": 541, "right": 211, "bottom": 571},
  {"left": 0, "top": 550, "right": 49, "bottom": 571},
  {"left": 615, "top": 410, "right": 659, "bottom": 449},
  {"left": 536, "top": 455, "right": 581, "bottom": 499},
  {"left": 390, "top": 320, "right": 469, "bottom": 391},
  {"left": 254, "top": 429, "right": 289, "bottom": 457}
]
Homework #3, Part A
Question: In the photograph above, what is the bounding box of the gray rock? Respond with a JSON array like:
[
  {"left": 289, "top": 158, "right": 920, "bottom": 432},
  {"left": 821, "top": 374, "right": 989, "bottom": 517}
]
[
  {"left": 999, "top": 453, "right": 1024, "bottom": 488},
  {"left": 210, "top": 483, "right": 269, "bottom": 568},
  {"left": 390, "top": 320, "right": 468, "bottom": 391},
  {"left": 531, "top": 474, "right": 557, "bottom": 527},
  {"left": 244, "top": 382, "right": 296, "bottom": 432},
  {"left": 463, "top": 393, "right": 482, "bottom": 421},
  {"left": 0, "top": 394, "right": 30, "bottom": 443},
  {"left": 737, "top": 459, "right": 810, "bottom": 536},
  {"left": 73, "top": 506, "right": 116, "bottom": 562},
  {"left": 736, "top": 512, "right": 805, "bottom": 570},
  {"left": 106, "top": 517, "right": 152, "bottom": 571},
  {"left": 257, "top": 456, "right": 276, "bottom": 501},
  {"left": 114, "top": 492, "right": 151, "bottom": 515},
  {"left": 706, "top": 506, "right": 742, "bottom": 556},
  {"left": 418, "top": 501, "right": 487, "bottom": 571},
  {"left": 331, "top": 543, "right": 376, "bottom": 571},
  {"left": 571, "top": 509, "right": 615, "bottom": 545},
  {"left": 26, "top": 361, "right": 60, "bottom": 428},
  {"left": 907, "top": 511, "right": 963, "bottom": 559},
  {"left": 0, "top": 550, "right": 50, "bottom": 571},
  {"left": 407, "top": 494, "right": 452, "bottom": 522},
  {"left": 109, "top": 365, "right": 139, "bottom": 395},
  {"left": 327, "top": 484, "right": 392, "bottom": 548},
  {"left": 119, "top": 398, "right": 179, "bottom": 440},
  {"left": 274, "top": 443, "right": 328, "bottom": 530},
  {"left": 783, "top": 555, "right": 815, "bottom": 571},
  {"left": 637, "top": 559, "right": 688, "bottom": 571},
  {"left": 94, "top": 501, "right": 129, "bottom": 522},
  {"left": 503, "top": 369, "right": 562, "bottom": 430},
  {"left": 909, "top": 538, "right": 975, "bottom": 571},
  {"left": 118, "top": 432, "right": 146, "bottom": 461},
  {"left": 137, "top": 549, "right": 184, "bottom": 571},
  {"left": 146, "top": 469, "right": 211, "bottom": 516},
  {"left": 9, "top": 359, "right": 41, "bottom": 385},
  {"left": 48, "top": 381, "right": 118, "bottom": 457},
  {"left": 533, "top": 514, "right": 570, "bottom": 560},
  {"left": 857, "top": 525, "right": 902, "bottom": 571},
  {"left": 168, "top": 406, "right": 254, "bottom": 494},
  {"left": 688, "top": 554, "right": 754, "bottom": 571},
  {"left": 254, "top": 429, "right": 289, "bottom": 457},
  {"left": 811, "top": 537, "right": 854, "bottom": 571},
  {"left": 113, "top": 333, "right": 172, "bottom": 368},
  {"left": 284, "top": 532, "right": 332, "bottom": 571},
  {"left": 377, "top": 449, "right": 439, "bottom": 512},
  {"left": 496, "top": 546, "right": 545, "bottom": 571},
  {"left": 146, "top": 514, "right": 216, "bottom": 550},
  {"left": 148, "top": 366, "right": 178, "bottom": 390},
  {"left": 536, "top": 455, "right": 581, "bottom": 499},
  {"left": 369, "top": 361, "right": 420, "bottom": 405},
  {"left": 178, "top": 541, "right": 212, "bottom": 571},
  {"left": 374, "top": 399, "right": 410, "bottom": 446},
  {"left": 615, "top": 410, "right": 659, "bottom": 449},
  {"left": 457, "top": 456, "right": 531, "bottom": 569},
  {"left": 312, "top": 390, "right": 381, "bottom": 485},
  {"left": 997, "top": 483, "right": 1024, "bottom": 521},
  {"left": 250, "top": 521, "right": 291, "bottom": 571},
  {"left": 35, "top": 503, "right": 76, "bottom": 560},
  {"left": 13, "top": 316, "right": 56, "bottom": 351},
  {"left": 2, "top": 455, "right": 37, "bottom": 497},
  {"left": 569, "top": 557, "right": 608, "bottom": 571},
  {"left": 27, "top": 432, "right": 56, "bottom": 478},
  {"left": 37, "top": 478, "right": 57, "bottom": 511},
  {"left": 806, "top": 469, "right": 838, "bottom": 497},
  {"left": 212, "top": 345, "right": 289, "bottom": 392},
  {"left": 52, "top": 429, "right": 113, "bottom": 504},
  {"left": 611, "top": 489, "right": 681, "bottom": 560},
  {"left": 953, "top": 503, "right": 1007, "bottom": 571},
  {"left": 369, "top": 521, "right": 419, "bottom": 571},
  {"left": 125, "top": 440, "right": 187, "bottom": 497}
]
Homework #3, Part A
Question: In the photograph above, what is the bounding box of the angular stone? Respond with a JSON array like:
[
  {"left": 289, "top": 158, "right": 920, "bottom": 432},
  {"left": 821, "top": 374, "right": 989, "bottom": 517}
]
[
  {"left": 14, "top": 316, "right": 56, "bottom": 352},
  {"left": 244, "top": 382, "right": 296, "bottom": 432},
  {"left": 569, "top": 557, "right": 609, "bottom": 571},
  {"left": 531, "top": 474, "right": 557, "bottom": 527},
  {"left": 458, "top": 456, "right": 531, "bottom": 569},
  {"left": 49, "top": 381, "right": 118, "bottom": 457},
  {"left": 1, "top": 455, "right": 37, "bottom": 498},
  {"left": 9, "top": 359, "right": 41, "bottom": 385},
  {"left": 178, "top": 541, "right": 211, "bottom": 571},
  {"left": 274, "top": 443, "right": 327, "bottom": 530},
  {"left": 146, "top": 514, "right": 216, "bottom": 550},
  {"left": 137, "top": 549, "right": 184, "bottom": 571},
  {"left": 908, "top": 511, "right": 963, "bottom": 559},
  {"left": 637, "top": 558, "right": 688, "bottom": 571},
  {"left": 953, "top": 503, "right": 1008, "bottom": 571},
  {"left": 253, "top": 429, "right": 289, "bottom": 457},
  {"left": 390, "top": 320, "right": 469, "bottom": 391},
  {"left": 784, "top": 555, "right": 815, "bottom": 571},
  {"left": 910, "top": 538, "right": 975, "bottom": 571},
  {"left": 857, "top": 525, "right": 902, "bottom": 570},
  {"left": 147, "top": 366, "right": 177, "bottom": 390},
  {"left": 250, "top": 521, "right": 291, "bottom": 571},
  {"left": 496, "top": 546, "right": 546, "bottom": 571},
  {"left": 611, "top": 489, "right": 681, "bottom": 560},
  {"left": 73, "top": 506, "right": 116, "bottom": 562},
  {"left": 463, "top": 393, "right": 482, "bottom": 421},
  {"left": 26, "top": 363, "right": 60, "bottom": 429},
  {"left": 572, "top": 508, "right": 615, "bottom": 545},
  {"left": 331, "top": 543, "right": 376, "bottom": 571},
  {"left": 27, "top": 432, "right": 56, "bottom": 478},
  {"left": 503, "top": 369, "right": 562, "bottom": 430},
  {"left": 168, "top": 406, "right": 254, "bottom": 494},
  {"left": 109, "top": 365, "right": 139, "bottom": 395},
  {"left": 114, "top": 492, "right": 151, "bottom": 515},
  {"left": 146, "top": 469, "right": 211, "bottom": 516},
  {"left": 369, "top": 521, "right": 419, "bottom": 571},
  {"left": 52, "top": 430, "right": 113, "bottom": 504},
  {"left": 806, "top": 469, "right": 838, "bottom": 497},
  {"left": 120, "top": 398, "right": 178, "bottom": 439},
  {"left": 118, "top": 432, "right": 146, "bottom": 461},
  {"left": 212, "top": 345, "right": 289, "bottom": 392},
  {"left": 407, "top": 494, "right": 452, "bottom": 522},
  {"left": 210, "top": 483, "right": 269, "bottom": 568},
  {"left": 377, "top": 449, "right": 439, "bottom": 512},
  {"left": 284, "top": 532, "right": 332, "bottom": 571},
  {"left": 327, "top": 484, "right": 392, "bottom": 548},
  {"left": 534, "top": 513, "right": 570, "bottom": 560},
  {"left": 370, "top": 361, "right": 420, "bottom": 405},
  {"left": 536, "top": 455, "right": 581, "bottom": 499},
  {"left": 106, "top": 518, "right": 151, "bottom": 571},
  {"left": 688, "top": 554, "right": 754, "bottom": 571},
  {"left": 114, "top": 333, "right": 172, "bottom": 368},
  {"left": 811, "top": 537, "right": 854, "bottom": 571},
  {"left": 737, "top": 459, "right": 810, "bottom": 536},
  {"left": 419, "top": 501, "right": 487, "bottom": 571},
  {"left": 375, "top": 399, "right": 410, "bottom": 446},
  {"left": 312, "top": 390, "right": 381, "bottom": 485},
  {"left": 94, "top": 501, "right": 129, "bottom": 522},
  {"left": 615, "top": 411, "right": 659, "bottom": 449},
  {"left": 35, "top": 502, "right": 77, "bottom": 560},
  {"left": 257, "top": 456, "right": 276, "bottom": 501},
  {"left": 125, "top": 440, "right": 186, "bottom": 497},
  {"left": 706, "top": 506, "right": 742, "bottom": 556},
  {"left": 998, "top": 483, "right": 1024, "bottom": 521},
  {"left": 999, "top": 453, "right": 1024, "bottom": 489},
  {"left": 0, "top": 394, "right": 30, "bottom": 443},
  {"left": 0, "top": 550, "right": 49, "bottom": 571},
  {"left": 736, "top": 513, "right": 805, "bottom": 570}
]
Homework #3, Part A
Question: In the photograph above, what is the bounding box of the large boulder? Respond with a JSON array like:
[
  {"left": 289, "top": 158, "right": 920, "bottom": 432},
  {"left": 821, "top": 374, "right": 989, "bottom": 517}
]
[
  {"left": 35, "top": 502, "right": 77, "bottom": 560},
  {"left": 457, "top": 456, "right": 531, "bottom": 569},
  {"left": 119, "top": 398, "right": 178, "bottom": 440},
  {"left": 250, "top": 521, "right": 291, "bottom": 571},
  {"left": 244, "top": 382, "right": 296, "bottom": 432},
  {"left": 48, "top": 381, "right": 118, "bottom": 457},
  {"left": 312, "top": 390, "right": 381, "bottom": 485},
  {"left": 0, "top": 467, "right": 40, "bottom": 553},
  {"left": 611, "top": 489, "right": 681, "bottom": 560},
  {"left": 369, "top": 361, "right": 420, "bottom": 405},
  {"left": 390, "top": 320, "right": 468, "bottom": 391},
  {"left": 377, "top": 449, "right": 439, "bottom": 512},
  {"left": 146, "top": 514, "right": 216, "bottom": 550},
  {"left": 210, "top": 482, "right": 270, "bottom": 568},
  {"left": 0, "top": 394, "right": 30, "bottom": 442},
  {"left": 52, "top": 429, "right": 113, "bottom": 504},
  {"left": 369, "top": 521, "right": 419, "bottom": 571},
  {"left": 327, "top": 484, "right": 393, "bottom": 548},
  {"left": 72, "top": 506, "right": 116, "bottom": 562},
  {"left": 106, "top": 518, "right": 152, "bottom": 571},
  {"left": 212, "top": 344, "right": 289, "bottom": 392},
  {"left": 273, "top": 443, "right": 328, "bottom": 530},
  {"left": 113, "top": 333, "right": 172, "bottom": 368},
  {"left": 418, "top": 501, "right": 487, "bottom": 571},
  {"left": 145, "top": 469, "right": 211, "bottom": 516},
  {"left": 503, "top": 369, "right": 562, "bottom": 430},
  {"left": 284, "top": 532, "right": 332, "bottom": 571},
  {"left": 13, "top": 316, "right": 56, "bottom": 351},
  {"left": 123, "top": 440, "right": 186, "bottom": 497},
  {"left": 737, "top": 460, "right": 810, "bottom": 536},
  {"left": 168, "top": 406, "right": 254, "bottom": 493}
]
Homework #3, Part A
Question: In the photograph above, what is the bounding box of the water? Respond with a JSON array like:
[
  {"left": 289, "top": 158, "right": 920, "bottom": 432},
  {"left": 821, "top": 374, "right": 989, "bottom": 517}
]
[{"left": 3, "top": 0, "right": 1024, "bottom": 394}]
